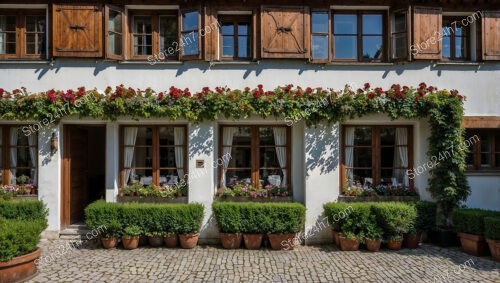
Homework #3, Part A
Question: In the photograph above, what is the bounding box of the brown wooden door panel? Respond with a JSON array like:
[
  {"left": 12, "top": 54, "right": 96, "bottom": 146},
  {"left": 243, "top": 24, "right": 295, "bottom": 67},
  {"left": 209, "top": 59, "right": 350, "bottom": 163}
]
[
  {"left": 53, "top": 4, "right": 103, "bottom": 57},
  {"left": 261, "top": 6, "right": 309, "bottom": 58},
  {"left": 482, "top": 11, "right": 500, "bottom": 60},
  {"left": 413, "top": 6, "right": 442, "bottom": 60}
]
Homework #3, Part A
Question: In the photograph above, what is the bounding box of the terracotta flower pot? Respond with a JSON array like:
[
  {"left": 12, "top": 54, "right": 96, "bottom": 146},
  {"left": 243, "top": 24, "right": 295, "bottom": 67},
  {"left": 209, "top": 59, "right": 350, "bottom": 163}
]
[
  {"left": 403, "top": 232, "right": 422, "bottom": 249},
  {"left": 139, "top": 235, "right": 148, "bottom": 246},
  {"left": 458, "top": 232, "right": 489, "bottom": 256},
  {"left": 122, "top": 236, "right": 140, "bottom": 250},
  {"left": 101, "top": 237, "right": 118, "bottom": 249},
  {"left": 243, "top": 234, "right": 263, "bottom": 250},
  {"left": 0, "top": 248, "right": 40, "bottom": 283},
  {"left": 179, "top": 233, "right": 199, "bottom": 249},
  {"left": 268, "top": 233, "right": 297, "bottom": 250},
  {"left": 339, "top": 236, "right": 360, "bottom": 251},
  {"left": 220, "top": 233, "right": 242, "bottom": 249},
  {"left": 332, "top": 229, "right": 340, "bottom": 246},
  {"left": 365, "top": 239, "right": 381, "bottom": 252},
  {"left": 486, "top": 239, "right": 500, "bottom": 261},
  {"left": 387, "top": 240, "right": 403, "bottom": 250},
  {"left": 164, "top": 234, "right": 179, "bottom": 248},
  {"left": 148, "top": 236, "right": 164, "bottom": 247}
]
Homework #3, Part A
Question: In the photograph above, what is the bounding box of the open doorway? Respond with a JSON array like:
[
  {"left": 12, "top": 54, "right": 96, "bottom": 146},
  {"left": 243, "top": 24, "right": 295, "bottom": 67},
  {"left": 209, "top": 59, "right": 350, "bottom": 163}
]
[{"left": 61, "top": 125, "right": 106, "bottom": 228}]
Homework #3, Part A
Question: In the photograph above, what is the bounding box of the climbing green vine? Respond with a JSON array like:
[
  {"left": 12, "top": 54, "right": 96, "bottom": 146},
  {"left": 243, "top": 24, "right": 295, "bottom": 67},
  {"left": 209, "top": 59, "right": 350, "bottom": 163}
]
[{"left": 0, "top": 83, "right": 469, "bottom": 225}]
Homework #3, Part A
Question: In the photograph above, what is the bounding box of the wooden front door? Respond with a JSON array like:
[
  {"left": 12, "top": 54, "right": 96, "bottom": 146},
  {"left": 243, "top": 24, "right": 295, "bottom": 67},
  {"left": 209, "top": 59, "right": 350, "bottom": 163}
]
[{"left": 62, "top": 126, "right": 89, "bottom": 228}]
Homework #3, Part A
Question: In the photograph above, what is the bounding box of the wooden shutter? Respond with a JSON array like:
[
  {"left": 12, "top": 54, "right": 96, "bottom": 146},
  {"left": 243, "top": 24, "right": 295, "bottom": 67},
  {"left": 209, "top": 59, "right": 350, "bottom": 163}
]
[
  {"left": 482, "top": 11, "right": 500, "bottom": 60},
  {"left": 261, "top": 6, "right": 309, "bottom": 59},
  {"left": 203, "top": 5, "right": 217, "bottom": 61},
  {"left": 412, "top": 7, "right": 442, "bottom": 60},
  {"left": 53, "top": 4, "right": 103, "bottom": 57}
]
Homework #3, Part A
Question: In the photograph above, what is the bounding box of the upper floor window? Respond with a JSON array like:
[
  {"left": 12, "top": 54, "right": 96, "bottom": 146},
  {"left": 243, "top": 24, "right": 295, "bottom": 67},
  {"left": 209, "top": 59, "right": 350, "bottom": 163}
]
[
  {"left": 219, "top": 15, "right": 252, "bottom": 60},
  {"left": 0, "top": 10, "right": 46, "bottom": 59},
  {"left": 333, "top": 12, "right": 385, "bottom": 62},
  {"left": 311, "top": 11, "right": 329, "bottom": 60},
  {"left": 466, "top": 130, "right": 500, "bottom": 170},
  {"left": 181, "top": 10, "right": 200, "bottom": 57},
  {"left": 442, "top": 17, "right": 470, "bottom": 60}
]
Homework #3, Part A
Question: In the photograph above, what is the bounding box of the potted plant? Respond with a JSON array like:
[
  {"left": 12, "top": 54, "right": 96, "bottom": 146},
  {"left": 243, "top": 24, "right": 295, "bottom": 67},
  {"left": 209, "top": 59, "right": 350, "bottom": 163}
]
[
  {"left": 453, "top": 208, "right": 496, "bottom": 256},
  {"left": 100, "top": 220, "right": 121, "bottom": 249},
  {"left": 364, "top": 223, "right": 383, "bottom": 252},
  {"left": 323, "top": 203, "right": 352, "bottom": 247},
  {"left": 484, "top": 217, "right": 500, "bottom": 261},
  {"left": 177, "top": 204, "right": 205, "bottom": 249},
  {"left": 387, "top": 234, "right": 404, "bottom": 250},
  {"left": 265, "top": 203, "right": 305, "bottom": 250},
  {"left": 164, "top": 232, "right": 178, "bottom": 248},
  {"left": 212, "top": 202, "right": 243, "bottom": 249},
  {"left": 338, "top": 231, "right": 362, "bottom": 251},
  {"left": 147, "top": 231, "right": 164, "bottom": 247},
  {"left": 412, "top": 201, "right": 437, "bottom": 244},
  {"left": 122, "top": 225, "right": 142, "bottom": 250},
  {"left": 403, "top": 226, "right": 420, "bottom": 249}
]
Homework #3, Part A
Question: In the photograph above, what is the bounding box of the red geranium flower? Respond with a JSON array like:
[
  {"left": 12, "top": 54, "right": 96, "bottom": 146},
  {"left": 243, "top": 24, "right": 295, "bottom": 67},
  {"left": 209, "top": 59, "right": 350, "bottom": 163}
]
[
  {"left": 364, "top": 83, "right": 370, "bottom": 89},
  {"left": 305, "top": 87, "right": 313, "bottom": 94}
]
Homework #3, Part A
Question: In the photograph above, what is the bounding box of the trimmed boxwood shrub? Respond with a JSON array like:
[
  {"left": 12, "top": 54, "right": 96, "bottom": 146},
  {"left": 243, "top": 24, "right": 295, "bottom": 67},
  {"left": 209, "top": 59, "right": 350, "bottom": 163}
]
[
  {"left": 323, "top": 202, "right": 353, "bottom": 230},
  {"left": 452, "top": 208, "right": 500, "bottom": 236},
  {"left": 212, "top": 202, "right": 305, "bottom": 234},
  {"left": 0, "top": 199, "right": 48, "bottom": 221},
  {"left": 413, "top": 201, "right": 437, "bottom": 232},
  {"left": 85, "top": 200, "right": 204, "bottom": 235},
  {"left": 372, "top": 202, "right": 416, "bottom": 238},
  {"left": 0, "top": 218, "right": 47, "bottom": 262},
  {"left": 484, "top": 217, "right": 500, "bottom": 240}
]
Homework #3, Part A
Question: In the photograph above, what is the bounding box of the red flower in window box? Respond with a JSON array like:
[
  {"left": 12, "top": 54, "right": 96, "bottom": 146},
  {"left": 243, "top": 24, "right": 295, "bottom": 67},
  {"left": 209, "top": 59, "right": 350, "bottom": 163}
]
[
  {"left": 364, "top": 83, "right": 371, "bottom": 89},
  {"left": 305, "top": 87, "right": 313, "bottom": 94}
]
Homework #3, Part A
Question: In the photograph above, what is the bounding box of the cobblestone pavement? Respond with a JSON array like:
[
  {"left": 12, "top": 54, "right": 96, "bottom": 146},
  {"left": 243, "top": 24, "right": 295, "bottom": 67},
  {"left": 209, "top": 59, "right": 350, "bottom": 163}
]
[{"left": 29, "top": 239, "right": 499, "bottom": 283}]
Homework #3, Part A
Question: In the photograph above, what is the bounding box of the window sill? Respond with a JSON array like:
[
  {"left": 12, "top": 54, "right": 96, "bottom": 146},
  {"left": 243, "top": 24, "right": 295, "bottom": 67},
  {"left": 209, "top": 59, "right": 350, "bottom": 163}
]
[
  {"left": 324, "top": 62, "right": 394, "bottom": 66},
  {"left": 0, "top": 60, "right": 51, "bottom": 64},
  {"left": 210, "top": 61, "right": 260, "bottom": 66},
  {"left": 434, "top": 61, "right": 482, "bottom": 66},
  {"left": 118, "top": 60, "right": 183, "bottom": 65},
  {"left": 465, "top": 171, "right": 500, "bottom": 177}
]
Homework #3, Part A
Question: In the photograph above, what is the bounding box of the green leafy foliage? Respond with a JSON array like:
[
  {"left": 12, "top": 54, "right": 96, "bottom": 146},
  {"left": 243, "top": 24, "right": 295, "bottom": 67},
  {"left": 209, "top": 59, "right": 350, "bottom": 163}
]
[
  {"left": 0, "top": 218, "right": 47, "bottom": 262},
  {"left": 413, "top": 201, "right": 437, "bottom": 232},
  {"left": 123, "top": 225, "right": 142, "bottom": 237},
  {"left": 484, "top": 217, "right": 500, "bottom": 240},
  {"left": 372, "top": 202, "right": 417, "bottom": 239},
  {"left": 0, "top": 199, "right": 48, "bottom": 221},
  {"left": 452, "top": 208, "right": 500, "bottom": 236},
  {"left": 212, "top": 202, "right": 305, "bottom": 234}
]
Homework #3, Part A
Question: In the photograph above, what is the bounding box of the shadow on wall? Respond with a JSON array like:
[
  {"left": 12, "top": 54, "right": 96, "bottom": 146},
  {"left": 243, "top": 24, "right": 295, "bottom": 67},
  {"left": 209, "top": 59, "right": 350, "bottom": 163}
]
[
  {"left": 305, "top": 124, "right": 339, "bottom": 176},
  {"left": 189, "top": 124, "right": 213, "bottom": 158}
]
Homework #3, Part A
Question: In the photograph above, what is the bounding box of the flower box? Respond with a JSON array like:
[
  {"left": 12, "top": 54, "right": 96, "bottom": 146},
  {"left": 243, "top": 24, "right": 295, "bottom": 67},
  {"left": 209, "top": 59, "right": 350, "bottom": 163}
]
[
  {"left": 214, "top": 196, "right": 293, "bottom": 203},
  {"left": 338, "top": 195, "right": 419, "bottom": 203},
  {"left": 117, "top": 196, "right": 188, "bottom": 203},
  {"left": 14, "top": 195, "right": 39, "bottom": 201}
]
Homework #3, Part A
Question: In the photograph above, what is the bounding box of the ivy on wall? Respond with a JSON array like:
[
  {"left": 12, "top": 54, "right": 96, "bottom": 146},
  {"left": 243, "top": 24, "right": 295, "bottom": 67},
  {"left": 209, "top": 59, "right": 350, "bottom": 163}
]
[{"left": 0, "top": 83, "right": 469, "bottom": 225}]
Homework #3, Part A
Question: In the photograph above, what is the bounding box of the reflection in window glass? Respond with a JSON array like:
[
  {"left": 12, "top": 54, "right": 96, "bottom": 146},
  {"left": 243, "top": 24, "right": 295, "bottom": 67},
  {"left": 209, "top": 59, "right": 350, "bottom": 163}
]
[
  {"left": 159, "top": 16, "right": 178, "bottom": 57},
  {"left": 181, "top": 11, "right": 199, "bottom": 56},
  {"left": 133, "top": 16, "right": 152, "bottom": 55},
  {"left": 312, "top": 12, "right": 329, "bottom": 59}
]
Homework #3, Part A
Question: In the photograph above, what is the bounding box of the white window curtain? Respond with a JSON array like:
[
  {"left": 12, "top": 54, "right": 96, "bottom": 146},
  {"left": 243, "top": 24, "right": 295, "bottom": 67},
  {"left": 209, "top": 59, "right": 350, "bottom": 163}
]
[
  {"left": 393, "top": 128, "right": 409, "bottom": 187},
  {"left": 272, "top": 128, "right": 287, "bottom": 187},
  {"left": 221, "top": 127, "right": 237, "bottom": 187},
  {"left": 124, "top": 127, "right": 138, "bottom": 185},
  {"left": 173, "top": 127, "right": 185, "bottom": 183},
  {"left": 345, "top": 127, "right": 355, "bottom": 186},
  {"left": 9, "top": 127, "right": 18, "bottom": 184},
  {"left": 28, "top": 134, "right": 38, "bottom": 185}
]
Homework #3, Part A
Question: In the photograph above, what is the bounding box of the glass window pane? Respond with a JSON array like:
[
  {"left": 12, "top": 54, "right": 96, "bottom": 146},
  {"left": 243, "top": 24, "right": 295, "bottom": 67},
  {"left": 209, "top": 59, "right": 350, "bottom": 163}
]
[
  {"left": 496, "top": 154, "right": 500, "bottom": 167},
  {"left": 160, "top": 16, "right": 178, "bottom": 55},
  {"left": 222, "top": 36, "right": 234, "bottom": 57},
  {"left": 362, "top": 36, "right": 383, "bottom": 59},
  {"left": 353, "top": 148, "right": 372, "bottom": 167},
  {"left": 108, "top": 33, "right": 122, "bottom": 55},
  {"left": 480, "top": 134, "right": 491, "bottom": 154},
  {"left": 159, "top": 169, "right": 183, "bottom": 186},
  {"left": 227, "top": 147, "right": 251, "bottom": 168},
  {"left": 362, "top": 14, "right": 382, "bottom": 35},
  {"left": 381, "top": 147, "right": 395, "bottom": 168},
  {"left": 130, "top": 147, "right": 153, "bottom": 168},
  {"left": 312, "top": 12, "right": 328, "bottom": 33},
  {"left": 229, "top": 127, "right": 251, "bottom": 145},
  {"left": 129, "top": 169, "right": 154, "bottom": 185},
  {"left": 238, "top": 35, "right": 250, "bottom": 58},
  {"left": 380, "top": 128, "right": 396, "bottom": 145},
  {"left": 259, "top": 127, "right": 278, "bottom": 145},
  {"left": 221, "top": 22, "right": 233, "bottom": 35},
  {"left": 334, "top": 35, "right": 357, "bottom": 59},
  {"left": 394, "top": 12, "right": 406, "bottom": 33},
  {"left": 352, "top": 169, "right": 372, "bottom": 186},
  {"left": 159, "top": 127, "right": 174, "bottom": 145},
  {"left": 182, "top": 11, "right": 198, "bottom": 31},
  {"left": 442, "top": 35, "right": 451, "bottom": 58},
  {"left": 182, "top": 32, "right": 198, "bottom": 55},
  {"left": 226, "top": 170, "right": 251, "bottom": 186},
  {"left": 392, "top": 33, "right": 407, "bottom": 58},
  {"left": 334, "top": 14, "right": 357, "bottom": 34},
  {"left": 312, "top": 35, "right": 328, "bottom": 59},
  {"left": 481, "top": 153, "right": 491, "bottom": 167},
  {"left": 260, "top": 169, "right": 285, "bottom": 188},
  {"left": 238, "top": 23, "right": 249, "bottom": 35},
  {"left": 159, "top": 147, "right": 176, "bottom": 168},
  {"left": 108, "top": 10, "right": 122, "bottom": 33},
  {"left": 353, "top": 128, "right": 372, "bottom": 146},
  {"left": 456, "top": 36, "right": 467, "bottom": 59},
  {"left": 495, "top": 136, "right": 500, "bottom": 152},
  {"left": 134, "top": 16, "right": 152, "bottom": 34},
  {"left": 134, "top": 127, "right": 153, "bottom": 146},
  {"left": 260, "top": 147, "right": 281, "bottom": 168}
]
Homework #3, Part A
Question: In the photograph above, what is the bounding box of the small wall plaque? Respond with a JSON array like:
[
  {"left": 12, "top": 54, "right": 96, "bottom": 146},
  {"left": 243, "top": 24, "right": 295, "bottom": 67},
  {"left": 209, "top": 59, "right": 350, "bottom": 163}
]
[{"left": 196, "top": 160, "right": 205, "bottom": 168}]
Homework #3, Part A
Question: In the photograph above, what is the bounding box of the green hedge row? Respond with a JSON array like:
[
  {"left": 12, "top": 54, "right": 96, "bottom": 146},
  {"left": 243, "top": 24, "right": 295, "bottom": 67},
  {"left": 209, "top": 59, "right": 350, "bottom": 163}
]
[
  {"left": 84, "top": 200, "right": 204, "bottom": 235},
  {"left": 484, "top": 217, "right": 500, "bottom": 240},
  {"left": 322, "top": 202, "right": 436, "bottom": 240},
  {"left": 452, "top": 208, "right": 500, "bottom": 236},
  {"left": 0, "top": 199, "right": 48, "bottom": 221},
  {"left": 212, "top": 202, "right": 305, "bottom": 234}
]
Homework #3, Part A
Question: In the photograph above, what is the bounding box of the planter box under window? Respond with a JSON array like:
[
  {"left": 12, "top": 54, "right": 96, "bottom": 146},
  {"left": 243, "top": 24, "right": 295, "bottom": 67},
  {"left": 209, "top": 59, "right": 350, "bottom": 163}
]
[
  {"left": 214, "top": 196, "right": 293, "bottom": 203},
  {"left": 338, "top": 195, "right": 419, "bottom": 203},
  {"left": 14, "top": 195, "right": 39, "bottom": 201},
  {"left": 117, "top": 196, "right": 188, "bottom": 204}
]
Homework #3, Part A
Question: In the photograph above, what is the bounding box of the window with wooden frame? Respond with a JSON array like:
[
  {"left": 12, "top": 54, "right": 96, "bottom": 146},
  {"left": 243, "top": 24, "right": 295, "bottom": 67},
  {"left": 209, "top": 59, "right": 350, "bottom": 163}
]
[
  {"left": 311, "top": 11, "right": 329, "bottom": 61},
  {"left": 128, "top": 10, "right": 179, "bottom": 60},
  {"left": 390, "top": 8, "right": 410, "bottom": 60},
  {"left": 120, "top": 126, "right": 187, "bottom": 187},
  {"left": 219, "top": 126, "right": 291, "bottom": 189},
  {"left": 219, "top": 15, "right": 252, "bottom": 60},
  {"left": 341, "top": 126, "right": 413, "bottom": 189},
  {"left": 0, "top": 126, "right": 38, "bottom": 188},
  {"left": 0, "top": 9, "right": 46, "bottom": 60},
  {"left": 442, "top": 17, "right": 470, "bottom": 60},
  {"left": 332, "top": 11, "right": 386, "bottom": 62},
  {"left": 105, "top": 5, "right": 125, "bottom": 59},
  {"left": 466, "top": 129, "right": 500, "bottom": 171},
  {"left": 180, "top": 10, "right": 200, "bottom": 59}
]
